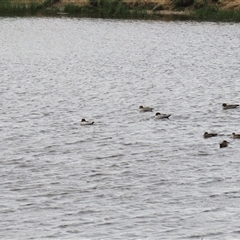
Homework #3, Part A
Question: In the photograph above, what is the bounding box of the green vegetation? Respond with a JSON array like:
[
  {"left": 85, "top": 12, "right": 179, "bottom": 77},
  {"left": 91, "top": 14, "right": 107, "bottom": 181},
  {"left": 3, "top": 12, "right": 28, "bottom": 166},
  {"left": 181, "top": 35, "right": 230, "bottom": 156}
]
[
  {"left": 64, "top": 0, "right": 147, "bottom": 19},
  {"left": 0, "top": 0, "right": 39, "bottom": 15},
  {"left": 0, "top": 0, "right": 240, "bottom": 21},
  {"left": 0, "top": 0, "right": 148, "bottom": 18},
  {"left": 170, "top": 0, "right": 240, "bottom": 22},
  {"left": 171, "top": 0, "right": 194, "bottom": 8},
  {"left": 195, "top": 6, "right": 240, "bottom": 21}
]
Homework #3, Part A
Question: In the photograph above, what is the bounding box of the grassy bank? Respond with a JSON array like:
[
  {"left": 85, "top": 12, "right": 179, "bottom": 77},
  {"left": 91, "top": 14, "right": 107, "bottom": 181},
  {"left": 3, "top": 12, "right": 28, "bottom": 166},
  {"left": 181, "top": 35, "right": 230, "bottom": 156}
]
[
  {"left": 0, "top": 0, "right": 39, "bottom": 15},
  {"left": 63, "top": 0, "right": 149, "bottom": 19},
  {"left": 0, "top": 0, "right": 240, "bottom": 21},
  {"left": 0, "top": 0, "right": 150, "bottom": 18},
  {"left": 195, "top": 6, "right": 240, "bottom": 21}
]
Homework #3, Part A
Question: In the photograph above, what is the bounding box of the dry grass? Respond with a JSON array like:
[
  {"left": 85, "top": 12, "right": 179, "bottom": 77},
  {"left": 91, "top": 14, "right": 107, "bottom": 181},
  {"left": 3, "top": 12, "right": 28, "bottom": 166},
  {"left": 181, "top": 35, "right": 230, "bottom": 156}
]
[{"left": 219, "top": 0, "right": 240, "bottom": 10}]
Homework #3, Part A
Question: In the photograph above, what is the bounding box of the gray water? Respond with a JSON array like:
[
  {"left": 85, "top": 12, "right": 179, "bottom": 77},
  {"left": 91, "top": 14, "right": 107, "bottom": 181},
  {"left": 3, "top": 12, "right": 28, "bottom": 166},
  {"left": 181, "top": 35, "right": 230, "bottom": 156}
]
[{"left": 1, "top": 17, "right": 240, "bottom": 239}]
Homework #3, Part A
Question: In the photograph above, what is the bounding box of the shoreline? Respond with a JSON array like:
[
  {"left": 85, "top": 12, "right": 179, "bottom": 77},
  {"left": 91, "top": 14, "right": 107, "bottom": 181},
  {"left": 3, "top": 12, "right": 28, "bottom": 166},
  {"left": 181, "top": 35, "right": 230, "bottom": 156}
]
[{"left": 1, "top": 0, "right": 240, "bottom": 21}]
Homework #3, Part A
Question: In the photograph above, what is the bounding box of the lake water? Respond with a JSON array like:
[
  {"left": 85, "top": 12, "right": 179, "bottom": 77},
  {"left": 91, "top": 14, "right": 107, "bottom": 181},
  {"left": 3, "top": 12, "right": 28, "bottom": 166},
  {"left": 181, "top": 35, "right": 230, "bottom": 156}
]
[{"left": 1, "top": 17, "right": 240, "bottom": 239}]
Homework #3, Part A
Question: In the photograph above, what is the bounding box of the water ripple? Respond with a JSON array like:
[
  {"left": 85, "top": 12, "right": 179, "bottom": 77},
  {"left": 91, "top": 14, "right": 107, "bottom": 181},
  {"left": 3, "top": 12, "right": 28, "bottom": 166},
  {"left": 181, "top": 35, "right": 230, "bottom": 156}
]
[{"left": 0, "top": 18, "right": 240, "bottom": 240}]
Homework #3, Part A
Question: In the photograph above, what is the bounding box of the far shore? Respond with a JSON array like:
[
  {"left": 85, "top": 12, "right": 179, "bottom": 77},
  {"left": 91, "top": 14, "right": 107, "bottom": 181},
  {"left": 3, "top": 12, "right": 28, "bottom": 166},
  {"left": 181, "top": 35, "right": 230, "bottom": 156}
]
[{"left": 1, "top": 0, "right": 240, "bottom": 21}]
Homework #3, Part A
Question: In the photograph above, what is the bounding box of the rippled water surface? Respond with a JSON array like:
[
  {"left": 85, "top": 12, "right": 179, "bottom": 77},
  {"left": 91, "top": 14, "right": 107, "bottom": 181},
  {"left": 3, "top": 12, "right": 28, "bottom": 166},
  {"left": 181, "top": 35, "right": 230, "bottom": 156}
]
[{"left": 1, "top": 17, "right": 240, "bottom": 239}]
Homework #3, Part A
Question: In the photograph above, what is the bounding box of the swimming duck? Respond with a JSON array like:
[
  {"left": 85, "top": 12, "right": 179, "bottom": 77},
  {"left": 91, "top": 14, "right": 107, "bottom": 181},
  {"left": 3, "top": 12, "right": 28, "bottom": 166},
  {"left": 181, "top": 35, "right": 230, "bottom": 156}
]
[
  {"left": 139, "top": 105, "right": 154, "bottom": 112},
  {"left": 222, "top": 103, "right": 239, "bottom": 109},
  {"left": 80, "top": 118, "right": 94, "bottom": 125},
  {"left": 154, "top": 112, "right": 171, "bottom": 119},
  {"left": 203, "top": 132, "right": 218, "bottom": 138},
  {"left": 220, "top": 140, "right": 228, "bottom": 148},
  {"left": 232, "top": 132, "right": 240, "bottom": 139}
]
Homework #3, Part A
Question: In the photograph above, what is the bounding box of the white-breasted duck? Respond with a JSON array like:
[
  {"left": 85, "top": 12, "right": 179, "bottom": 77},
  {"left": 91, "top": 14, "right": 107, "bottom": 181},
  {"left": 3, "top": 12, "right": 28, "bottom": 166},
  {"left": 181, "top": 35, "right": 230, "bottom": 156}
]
[
  {"left": 154, "top": 112, "right": 171, "bottom": 119},
  {"left": 80, "top": 118, "right": 94, "bottom": 125}
]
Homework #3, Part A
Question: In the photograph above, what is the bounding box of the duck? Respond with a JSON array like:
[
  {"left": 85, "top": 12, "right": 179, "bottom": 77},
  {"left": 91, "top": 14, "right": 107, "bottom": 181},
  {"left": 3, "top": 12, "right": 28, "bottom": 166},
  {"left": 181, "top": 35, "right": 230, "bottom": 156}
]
[
  {"left": 222, "top": 103, "right": 239, "bottom": 109},
  {"left": 220, "top": 140, "right": 228, "bottom": 148},
  {"left": 154, "top": 112, "right": 171, "bottom": 119},
  {"left": 80, "top": 118, "right": 94, "bottom": 125},
  {"left": 139, "top": 105, "right": 154, "bottom": 112},
  {"left": 203, "top": 132, "right": 218, "bottom": 138},
  {"left": 232, "top": 132, "right": 240, "bottom": 139}
]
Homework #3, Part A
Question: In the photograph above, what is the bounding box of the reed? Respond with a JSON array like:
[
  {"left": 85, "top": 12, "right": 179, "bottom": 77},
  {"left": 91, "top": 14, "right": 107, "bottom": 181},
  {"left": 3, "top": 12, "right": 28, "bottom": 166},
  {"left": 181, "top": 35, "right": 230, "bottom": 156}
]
[
  {"left": 195, "top": 6, "right": 240, "bottom": 21},
  {"left": 63, "top": 4, "right": 85, "bottom": 14},
  {"left": 0, "top": 0, "right": 38, "bottom": 14},
  {"left": 1, "top": 0, "right": 240, "bottom": 21},
  {"left": 63, "top": 0, "right": 147, "bottom": 19},
  {"left": 100, "top": 0, "right": 128, "bottom": 18},
  {"left": 0, "top": 0, "right": 11, "bottom": 12}
]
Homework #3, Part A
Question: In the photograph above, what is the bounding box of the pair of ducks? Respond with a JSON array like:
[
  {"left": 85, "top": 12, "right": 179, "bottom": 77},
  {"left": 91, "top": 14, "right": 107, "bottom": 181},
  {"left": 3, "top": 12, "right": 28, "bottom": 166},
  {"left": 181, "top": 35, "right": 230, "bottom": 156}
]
[
  {"left": 204, "top": 102, "right": 240, "bottom": 148},
  {"left": 219, "top": 103, "right": 239, "bottom": 148},
  {"left": 139, "top": 105, "right": 171, "bottom": 119},
  {"left": 221, "top": 133, "right": 240, "bottom": 148}
]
